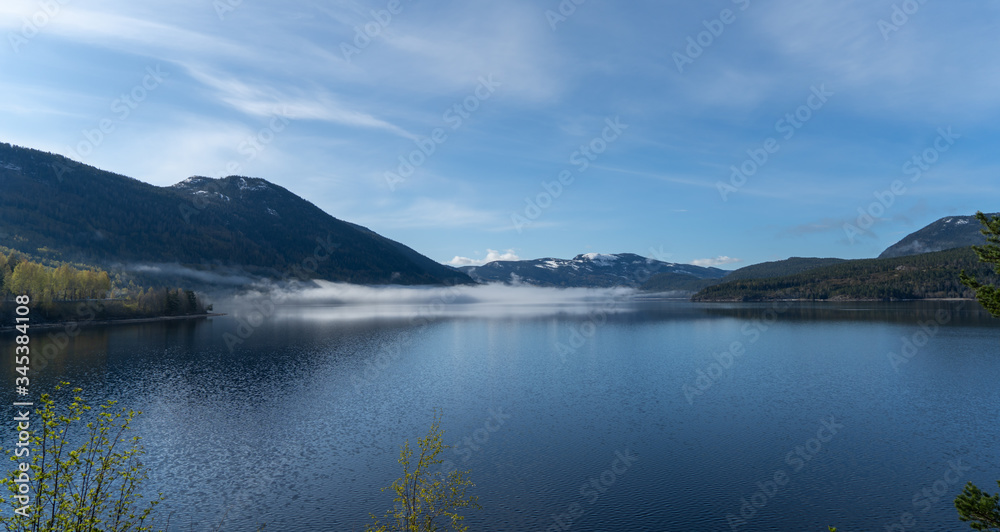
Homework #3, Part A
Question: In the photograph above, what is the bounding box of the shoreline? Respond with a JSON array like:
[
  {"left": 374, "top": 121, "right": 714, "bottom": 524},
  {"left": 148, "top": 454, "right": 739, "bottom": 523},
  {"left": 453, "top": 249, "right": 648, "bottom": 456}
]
[
  {"left": 689, "top": 297, "right": 976, "bottom": 303},
  {"left": 0, "top": 313, "right": 227, "bottom": 333}
]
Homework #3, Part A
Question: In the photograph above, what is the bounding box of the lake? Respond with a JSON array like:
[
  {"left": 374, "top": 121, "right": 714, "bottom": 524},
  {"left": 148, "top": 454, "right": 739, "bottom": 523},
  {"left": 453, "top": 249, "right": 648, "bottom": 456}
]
[{"left": 3, "top": 291, "right": 1000, "bottom": 531}]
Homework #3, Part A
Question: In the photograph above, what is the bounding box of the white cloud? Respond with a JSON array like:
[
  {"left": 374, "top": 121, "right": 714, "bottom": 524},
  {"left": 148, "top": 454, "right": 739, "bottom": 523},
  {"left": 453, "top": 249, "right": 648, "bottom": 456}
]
[
  {"left": 1, "top": 5, "right": 259, "bottom": 64},
  {"left": 183, "top": 66, "right": 415, "bottom": 139},
  {"left": 692, "top": 256, "right": 743, "bottom": 268},
  {"left": 446, "top": 249, "right": 520, "bottom": 267}
]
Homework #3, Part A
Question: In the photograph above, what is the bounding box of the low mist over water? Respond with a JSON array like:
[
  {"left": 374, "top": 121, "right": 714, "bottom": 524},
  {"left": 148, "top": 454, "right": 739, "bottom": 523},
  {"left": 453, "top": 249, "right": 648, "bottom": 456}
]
[{"left": 221, "top": 282, "right": 643, "bottom": 322}]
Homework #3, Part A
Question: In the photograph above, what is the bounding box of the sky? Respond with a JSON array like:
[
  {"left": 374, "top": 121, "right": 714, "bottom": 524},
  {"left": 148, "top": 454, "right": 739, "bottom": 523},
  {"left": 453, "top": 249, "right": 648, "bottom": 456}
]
[{"left": 1, "top": 0, "right": 999, "bottom": 269}]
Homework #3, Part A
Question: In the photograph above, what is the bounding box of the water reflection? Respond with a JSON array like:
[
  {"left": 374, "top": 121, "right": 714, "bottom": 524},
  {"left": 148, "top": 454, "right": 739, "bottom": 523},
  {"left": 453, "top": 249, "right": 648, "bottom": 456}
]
[{"left": 0, "top": 299, "right": 997, "bottom": 530}]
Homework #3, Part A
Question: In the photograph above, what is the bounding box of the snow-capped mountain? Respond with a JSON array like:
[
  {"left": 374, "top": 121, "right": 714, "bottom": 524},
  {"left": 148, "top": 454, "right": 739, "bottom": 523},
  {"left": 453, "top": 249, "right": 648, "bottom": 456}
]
[
  {"left": 879, "top": 214, "right": 995, "bottom": 259},
  {"left": 457, "top": 253, "right": 727, "bottom": 288}
]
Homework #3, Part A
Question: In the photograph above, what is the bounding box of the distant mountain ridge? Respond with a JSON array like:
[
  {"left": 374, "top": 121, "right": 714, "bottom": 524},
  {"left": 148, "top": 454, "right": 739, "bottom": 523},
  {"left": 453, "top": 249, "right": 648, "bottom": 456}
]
[
  {"left": 639, "top": 257, "right": 850, "bottom": 294},
  {"left": 459, "top": 252, "right": 727, "bottom": 288},
  {"left": 721, "top": 257, "right": 849, "bottom": 281},
  {"left": 693, "top": 247, "right": 990, "bottom": 301},
  {"left": 879, "top": 214, "right": 993, "bottom": 258},
  {"left": 0, "top": 142, "right": 471, "bottom": 286},
  {"left": 688, "top": 214, "right": 998, "bottom": 301}
]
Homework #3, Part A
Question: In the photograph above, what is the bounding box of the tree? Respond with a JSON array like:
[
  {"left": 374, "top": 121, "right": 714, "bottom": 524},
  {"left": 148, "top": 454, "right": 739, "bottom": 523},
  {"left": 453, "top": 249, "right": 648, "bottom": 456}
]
[
  {"left": 0, "top": 383, "right": 163, "bottom": 531},
  {"left": 164, "top": 289, "right": 180, "bottom": 315},
  {"left": 0, "top": 253, "right": 9, "bottom": 298},
  {"left": 960, "top": 211, "right": 1000, "bottom": 317},
  {"left": 955, "top": 215, "right": 1000, "bottom": 530},
  {"left": 367, "top": 412, "right": 481, "bottom": 532},
  {"left": 955, "top": 481, "right": 1000, "bottom": 531},
  {"left": 6, "top": 261, "right": 50, "bottom": 303},
  {"left": 52, "top": 264, "right": 75, "bottom": 300}
]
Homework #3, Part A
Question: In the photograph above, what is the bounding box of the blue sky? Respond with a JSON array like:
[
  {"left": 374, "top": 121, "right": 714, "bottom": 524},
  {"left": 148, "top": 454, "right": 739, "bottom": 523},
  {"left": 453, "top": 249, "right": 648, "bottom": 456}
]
[{"left": 2, "top": 0, "right": 999, "bottom": 269}]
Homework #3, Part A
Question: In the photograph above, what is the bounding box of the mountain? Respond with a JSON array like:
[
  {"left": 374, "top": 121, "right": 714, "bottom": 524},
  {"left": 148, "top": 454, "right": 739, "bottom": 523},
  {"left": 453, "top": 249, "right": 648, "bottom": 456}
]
[
  {"left": 638, "top": 271, "right": 721, "bottom": 293},
  {"left": 458, "top": 253, "right": 727, "bottom": 288},
  {"left": 0, "top": 142, "right": 471, "bottom": 286},
  {"left": 690, "top": 215, "right": 999, "bottom": 301},
  {"left": 721, "top": 257, "right": 849, "bottom": 281},
  {"left": 639, "top": 257, "right": 848, "bottom": 293},
  {"left": 879, "top": 214, "right": 992, "bottom": 258},
  {"left": 692, "top": 247, "right": 990, "bottom": 301}
]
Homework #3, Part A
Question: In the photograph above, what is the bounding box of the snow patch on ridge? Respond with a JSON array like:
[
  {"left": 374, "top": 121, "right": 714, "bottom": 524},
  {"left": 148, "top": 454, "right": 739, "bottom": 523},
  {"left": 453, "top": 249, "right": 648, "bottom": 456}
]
[
  {"left": 238, "top": 177, "right": 269, "bottom": 192},
  {"left": 579, "top": 253, "right": 619, "bottom": 265},
  {"left": 173, "top": 176, "right": 214, "bottom": 189}
]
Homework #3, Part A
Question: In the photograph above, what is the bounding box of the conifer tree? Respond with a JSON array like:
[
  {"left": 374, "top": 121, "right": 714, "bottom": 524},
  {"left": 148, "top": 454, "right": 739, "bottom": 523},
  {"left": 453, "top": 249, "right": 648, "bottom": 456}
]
[
  {"left": 954, "top": 211, "right": 1000, "bottom": 530},
  {"left": 960, "top": 211, "right": 1000, "bottom": 317},
  {"left": 955, "top": 481, "right": 1000, "bottom": 531}
]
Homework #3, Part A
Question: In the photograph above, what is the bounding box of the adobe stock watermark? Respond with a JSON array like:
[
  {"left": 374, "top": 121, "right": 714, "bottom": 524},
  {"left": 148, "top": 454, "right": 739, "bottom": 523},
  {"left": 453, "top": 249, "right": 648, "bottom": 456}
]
[
  {"left": 553, "top": 296, "right": 623, "bottom": 363},
  {"left": 545, "top": 449, "right": 639, "bottom": 531},
  {"left": 180, "top": 107, "right": 292, "bottom": 223},
  {"left": 7, "top": 0, "right": 71, "bottom": 53},
  {"left": 438, "top": 408, "right": 511, "bottom": 475},
  {"left": 884, "top": 459, "right": 971, "bottom": 531},
  {"left": 222, "top": 234, "right": 341, "bottom": 352},
  {"left": 351, "top": 338, "right": 406, "bottom": 393},
  {"left": 683, "top": 301, "right": 792, "bottom": 405},
  {"left": 545, "top": 0, "right": 588, "bottom": 31},
  {"left": 384, "top": 75, "right": 501, "bottom": 191},
  {"left": 726, "top": 416, "right": 844, "bottom": 530},
  {"left": 65, "top": 65, "right": 169, "bottom": 163},
  {"left": 886, "top": 301, "right": 964, "bottom": 372},
  {"left": 647, "top": 245, "right": 672, "bottom": 263},
  {"left": 717, "top": 84, "right": 833, "bottom": 201},
  {"left": 843, "top": 127, "right": 959, "bottom": 243},
  {"left": 351, "top": 283, "right": 466, "bottom": 393},
  {"left": 234, "top": 110, "right": 292, "bottom": 163},
  {"left": 878, "top": 0, "right": 930, "bottom": 42},
  {"left": 31, "top": 300, "right": 104, "bottom": 371},
  {"left": 511, "top": 116, "right": 628, "bottom": 232},
  {"left": 673, "top": 0, "right": 751, "bottom": 73},
  {"left": 339, "top": 0, "right": 414, "bottom": 62},
  {"left": 622, "top": 245, "right": 680, "bottom": 287},
  {"left": 50, "top": 157, "right": 80, "bottom": 183},
  {"left": 213, "top": 0, "right": 244, "bottom": 21}
]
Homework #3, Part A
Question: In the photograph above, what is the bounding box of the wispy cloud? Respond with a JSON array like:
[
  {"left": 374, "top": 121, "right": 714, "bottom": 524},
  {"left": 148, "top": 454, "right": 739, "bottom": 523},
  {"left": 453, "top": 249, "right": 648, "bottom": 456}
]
[
  {"left": 692, "top": 256, "right": 743, "bottom": 268},
  {"left": 183, "top": 66, "right": 415, "bottom": 139},
  {"left": 591, "top": 165, "right": 718, "bottom": 190},
  {"left": 1, "top": 5, "right": 258, "bottom": 62},
  {"left": 446, "top": 248, "right": 521, "bottom": 267},
  {"left": 783, "top": 217, "right": 855, "bottom": 237}
]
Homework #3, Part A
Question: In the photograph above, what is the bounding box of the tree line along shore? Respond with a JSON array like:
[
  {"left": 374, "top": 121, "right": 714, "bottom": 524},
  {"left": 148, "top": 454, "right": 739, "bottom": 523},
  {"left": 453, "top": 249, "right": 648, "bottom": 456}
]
[{"left": 0, "top": 247, "right": 211, "bottom": 326}]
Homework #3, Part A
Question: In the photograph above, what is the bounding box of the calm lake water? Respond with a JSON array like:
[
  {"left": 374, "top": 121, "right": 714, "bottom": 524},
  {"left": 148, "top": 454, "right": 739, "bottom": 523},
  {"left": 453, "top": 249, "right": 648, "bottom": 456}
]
[{"left": 3, "top": 295, "right": 1000, "bottom": 531}]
